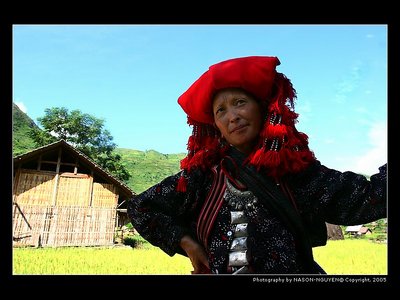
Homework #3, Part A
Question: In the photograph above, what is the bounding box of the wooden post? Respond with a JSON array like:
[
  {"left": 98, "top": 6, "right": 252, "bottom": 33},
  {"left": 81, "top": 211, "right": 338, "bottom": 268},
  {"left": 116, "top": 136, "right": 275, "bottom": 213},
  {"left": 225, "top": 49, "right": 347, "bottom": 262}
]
[
  {"left": 48, "top": 147, "right": 62, "bottom": 247},
  {"left": 51, "top": 147, "right": 62, "bottom": 206},
  {"left": 88, "top": 170, "right": 94, "bottom": 207}
]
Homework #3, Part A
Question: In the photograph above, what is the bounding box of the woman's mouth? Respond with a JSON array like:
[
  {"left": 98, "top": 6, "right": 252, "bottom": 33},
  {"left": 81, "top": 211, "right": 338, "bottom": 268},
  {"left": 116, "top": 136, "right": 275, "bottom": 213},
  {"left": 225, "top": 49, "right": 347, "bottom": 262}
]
[{"left": 230, "top": 124, "right": 248, "bottom": 134}]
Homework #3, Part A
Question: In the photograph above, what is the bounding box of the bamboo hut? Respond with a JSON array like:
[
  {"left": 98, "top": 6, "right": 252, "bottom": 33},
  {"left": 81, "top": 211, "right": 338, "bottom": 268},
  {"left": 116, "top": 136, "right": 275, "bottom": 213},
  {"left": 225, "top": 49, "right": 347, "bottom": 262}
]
[{"left": 12, "top": 140, "right": 134, "bottom": 247}]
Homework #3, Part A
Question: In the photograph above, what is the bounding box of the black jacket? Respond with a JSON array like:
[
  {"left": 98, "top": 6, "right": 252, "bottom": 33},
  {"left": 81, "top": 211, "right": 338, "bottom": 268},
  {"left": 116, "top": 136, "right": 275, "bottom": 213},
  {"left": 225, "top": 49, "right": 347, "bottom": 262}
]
[{"left": 127, "top": 152, "right": 386, "bottom": 274}]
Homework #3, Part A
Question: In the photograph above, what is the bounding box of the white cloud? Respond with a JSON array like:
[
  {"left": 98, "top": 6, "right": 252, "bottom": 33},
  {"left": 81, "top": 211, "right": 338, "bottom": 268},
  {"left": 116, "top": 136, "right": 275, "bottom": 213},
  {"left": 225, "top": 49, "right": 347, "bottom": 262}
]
[
  {"left": 15, "top": 101, "right": 27, "bottom": 113},
  {"left": 350, "top": 121, "right": 387, "bottom": 175}
]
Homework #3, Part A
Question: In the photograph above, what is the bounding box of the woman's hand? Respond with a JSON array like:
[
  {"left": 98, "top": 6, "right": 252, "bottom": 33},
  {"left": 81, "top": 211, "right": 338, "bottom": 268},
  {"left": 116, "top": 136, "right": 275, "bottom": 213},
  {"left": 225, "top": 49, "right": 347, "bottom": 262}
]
[{"left": 179, "top": 235, "right": 211, "bottom": 274}]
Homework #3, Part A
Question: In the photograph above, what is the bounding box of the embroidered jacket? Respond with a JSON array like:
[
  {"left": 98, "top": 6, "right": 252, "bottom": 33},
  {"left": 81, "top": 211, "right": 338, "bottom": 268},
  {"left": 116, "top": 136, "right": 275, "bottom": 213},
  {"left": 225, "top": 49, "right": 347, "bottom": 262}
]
[{"left": 127, "top": 155, "right": 387, "bottom": 274}]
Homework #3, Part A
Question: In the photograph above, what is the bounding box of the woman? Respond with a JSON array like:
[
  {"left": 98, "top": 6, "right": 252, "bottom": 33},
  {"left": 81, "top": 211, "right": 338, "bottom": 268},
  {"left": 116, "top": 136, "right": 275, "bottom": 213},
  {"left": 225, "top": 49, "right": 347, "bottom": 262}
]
[{"left": 127, "top": 56, "right": 386, "bottom": 274}]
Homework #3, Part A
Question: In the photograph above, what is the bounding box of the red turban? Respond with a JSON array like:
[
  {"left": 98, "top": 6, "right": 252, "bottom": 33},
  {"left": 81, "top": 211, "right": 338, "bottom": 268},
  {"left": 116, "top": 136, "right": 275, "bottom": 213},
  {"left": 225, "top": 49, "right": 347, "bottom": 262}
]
[{"left": 178, "top": 56, "right": 280, "bottom": 124}]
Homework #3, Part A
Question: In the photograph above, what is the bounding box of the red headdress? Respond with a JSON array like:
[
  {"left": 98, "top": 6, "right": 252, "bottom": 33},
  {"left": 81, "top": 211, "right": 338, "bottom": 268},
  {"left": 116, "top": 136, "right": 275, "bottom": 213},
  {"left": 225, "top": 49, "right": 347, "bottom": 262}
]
[{"left": 176, "top": 56, "right": 315, "bottom": 191}]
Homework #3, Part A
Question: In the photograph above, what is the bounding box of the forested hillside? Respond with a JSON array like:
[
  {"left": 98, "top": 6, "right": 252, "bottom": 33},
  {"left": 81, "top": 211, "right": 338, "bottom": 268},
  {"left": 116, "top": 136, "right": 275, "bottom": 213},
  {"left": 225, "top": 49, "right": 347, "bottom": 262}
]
[
  {"left": 115, "top": 148, "right": 185, "bottom": 194},
  {"left": 12, "top": 103, "right": 38, "bottom": 156}
]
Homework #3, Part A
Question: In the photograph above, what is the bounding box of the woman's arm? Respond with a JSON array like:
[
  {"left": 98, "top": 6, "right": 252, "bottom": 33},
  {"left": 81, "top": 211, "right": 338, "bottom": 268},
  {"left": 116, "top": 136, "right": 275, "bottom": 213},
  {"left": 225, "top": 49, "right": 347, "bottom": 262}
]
[
  {"left": 127, "top": 172, "right": 193, "bottom": 256},
  {"left": 290, "top": 161, "right": 387, "bottom": 225}
]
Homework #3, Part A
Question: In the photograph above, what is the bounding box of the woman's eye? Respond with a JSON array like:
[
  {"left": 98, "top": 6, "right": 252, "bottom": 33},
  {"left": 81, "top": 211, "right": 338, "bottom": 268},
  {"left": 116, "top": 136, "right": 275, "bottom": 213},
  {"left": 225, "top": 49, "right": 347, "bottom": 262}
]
[
  {"left": 236, "top": 98, "right": 246, "bottom": 105},
  {"left": 215, "top": 107, "right": 224, "bottom": 115}
]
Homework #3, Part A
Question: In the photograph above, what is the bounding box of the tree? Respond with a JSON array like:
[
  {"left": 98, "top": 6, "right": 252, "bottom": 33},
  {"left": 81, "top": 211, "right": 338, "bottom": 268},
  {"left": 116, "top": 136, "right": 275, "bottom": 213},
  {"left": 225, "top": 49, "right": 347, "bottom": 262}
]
[{"left": 29, "top": 107, "right": 131, "bottom": 183}]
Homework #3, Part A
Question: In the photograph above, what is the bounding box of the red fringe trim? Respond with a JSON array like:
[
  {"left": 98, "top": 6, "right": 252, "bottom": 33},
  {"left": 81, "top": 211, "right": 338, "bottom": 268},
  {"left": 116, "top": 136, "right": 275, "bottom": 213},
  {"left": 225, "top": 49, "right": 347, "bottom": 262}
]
[
  {"left": 265, "top": 124, "right": 288, "bottom": 138},
  {"left": 176, "top": 175, "right": 187, "bottom": 192},
  {"left": 264, "top": 151, "right": 281, "bottom": 169},
  {"left": 248, "top": 146, "right": 315, "bottom": 179},
  {"left": 180, "top": 156, "right": 189, "bottom": 170}
]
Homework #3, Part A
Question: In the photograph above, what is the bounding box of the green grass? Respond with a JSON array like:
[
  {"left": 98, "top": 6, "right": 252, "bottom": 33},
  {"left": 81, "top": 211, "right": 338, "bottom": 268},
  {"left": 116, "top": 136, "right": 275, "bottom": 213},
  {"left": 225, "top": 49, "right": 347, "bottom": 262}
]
[
  {"left": 313, "top": 239, "right": 387, "bottom": 275},
  {"left": 13, "top": 239, "right": 386, "bottom": 275}
]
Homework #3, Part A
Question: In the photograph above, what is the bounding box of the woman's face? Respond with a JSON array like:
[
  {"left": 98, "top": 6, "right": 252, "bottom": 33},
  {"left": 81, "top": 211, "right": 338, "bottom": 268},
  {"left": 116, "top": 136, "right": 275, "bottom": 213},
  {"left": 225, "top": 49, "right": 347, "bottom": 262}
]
[{"left": 212, "top": 88, "right": 264, "bottom": 155}]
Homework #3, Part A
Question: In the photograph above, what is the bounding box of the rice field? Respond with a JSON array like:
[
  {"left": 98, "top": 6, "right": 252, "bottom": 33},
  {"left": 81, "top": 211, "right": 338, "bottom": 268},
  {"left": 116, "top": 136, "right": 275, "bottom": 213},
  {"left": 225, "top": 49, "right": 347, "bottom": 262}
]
[
  {"left": 13, "top": 238, "right": 386, "bottom": 275},
  {"left": 313, "top": 239, "right": 387, "bottom": 275}
]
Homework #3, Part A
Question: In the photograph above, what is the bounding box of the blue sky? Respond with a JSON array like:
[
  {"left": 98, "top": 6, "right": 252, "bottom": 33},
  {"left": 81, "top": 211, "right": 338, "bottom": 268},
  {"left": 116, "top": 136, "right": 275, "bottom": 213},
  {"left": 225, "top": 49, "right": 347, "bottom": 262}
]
[{"left": 13, "top": 24, "right": 387, "bottom": 176}]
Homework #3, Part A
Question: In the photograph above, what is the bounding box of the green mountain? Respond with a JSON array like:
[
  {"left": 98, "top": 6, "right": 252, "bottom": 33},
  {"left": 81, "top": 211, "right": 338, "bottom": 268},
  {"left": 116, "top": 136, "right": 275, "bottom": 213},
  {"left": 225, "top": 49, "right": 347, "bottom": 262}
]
[
  {"left": 115, "top": 148, "right": 185, "bottom": 194},
  {"left": 12, "top": 102, "right": 38, "bottom": 156}
]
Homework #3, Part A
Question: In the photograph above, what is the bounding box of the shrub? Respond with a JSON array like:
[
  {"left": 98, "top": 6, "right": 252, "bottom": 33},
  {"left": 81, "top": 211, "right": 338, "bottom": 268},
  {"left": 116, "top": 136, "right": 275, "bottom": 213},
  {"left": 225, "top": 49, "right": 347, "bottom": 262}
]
[{"left": 123, "top": 234, "right": 150, "bottom": 249}]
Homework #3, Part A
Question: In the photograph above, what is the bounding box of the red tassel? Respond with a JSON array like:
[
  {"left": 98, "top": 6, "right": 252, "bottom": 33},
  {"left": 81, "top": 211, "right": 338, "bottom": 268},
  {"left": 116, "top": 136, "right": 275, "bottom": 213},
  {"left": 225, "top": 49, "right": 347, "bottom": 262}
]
[
  {"left": 249, "top": 149, "right": 281, "bottom": 174},
  {"left": 264, "top": 150, "right": 281, "bottom": 169},
  {"left": 249, "top": 147, "right": 265, "bottom": 167},
  {"left": 268, "top": 99, "right": 281, "bottom": 114},
  {"left": 180, "top": 156, "right": 189, "bottom": 170},
  {"left": 176, "top": 175, "right": 187, "bottom": 192},
  {"left": 265, "top": 124, "right": 287, "bottom": 138}
]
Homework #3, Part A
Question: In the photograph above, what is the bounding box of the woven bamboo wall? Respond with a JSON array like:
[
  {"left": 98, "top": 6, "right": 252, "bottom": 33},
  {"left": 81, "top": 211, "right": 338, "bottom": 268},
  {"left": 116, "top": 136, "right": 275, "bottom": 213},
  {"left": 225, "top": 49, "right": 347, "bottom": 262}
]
[
  {"left": 13, "top": 170, "right": 55, "bottom": 206},
  {"left": 13, "top": 170, "right": 119, "bottom": 247},
  {"left": 57, "top": 175, "right": 91, "bottom": 206},
  {"left": 92, "top": 183, "right": 118, "bottom": 208}
]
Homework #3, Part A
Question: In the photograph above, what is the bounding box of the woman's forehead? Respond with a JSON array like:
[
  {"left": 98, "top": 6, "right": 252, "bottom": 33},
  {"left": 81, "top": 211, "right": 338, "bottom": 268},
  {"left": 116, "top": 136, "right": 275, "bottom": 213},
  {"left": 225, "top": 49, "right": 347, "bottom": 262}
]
[
  {"left": 212, "top": 88, "right": 255, "bottom": 104},
  {"left": 213, "top": 88, "right": 253, "bottom": 98}
]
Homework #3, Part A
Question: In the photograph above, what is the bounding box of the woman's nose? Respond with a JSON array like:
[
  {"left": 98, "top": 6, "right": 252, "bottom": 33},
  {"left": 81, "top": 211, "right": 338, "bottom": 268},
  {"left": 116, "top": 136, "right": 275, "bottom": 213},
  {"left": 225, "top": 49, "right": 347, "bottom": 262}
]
[{"left": 227, "top": 109, "right": 240, "bottom": 122}]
